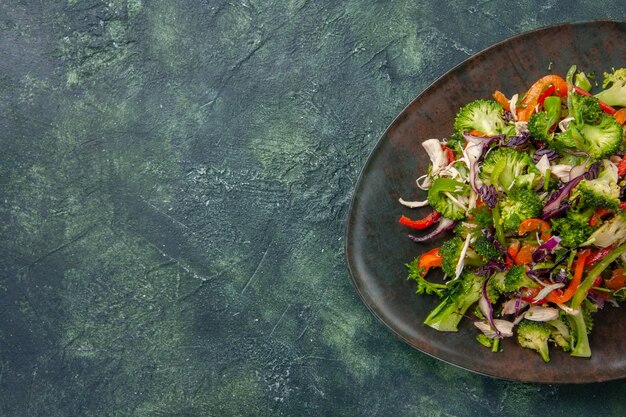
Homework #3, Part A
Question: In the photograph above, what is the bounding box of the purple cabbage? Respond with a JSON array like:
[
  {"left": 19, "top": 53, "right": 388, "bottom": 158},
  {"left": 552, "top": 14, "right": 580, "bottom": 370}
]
[
  {"left": 478, "top": 185, "right": 498, "bottom": 209},
  {"left": 514, "top": 290, "right": 523, "bottom": 316},
  {"left": 542, "top": 162, "right": 601, "bottom": 219},
  {"left": 502, "top": 132, "right": 530, "bottom": 148},
  {"left": 533, "top": 147, "right": 561, "bottom": 164},
  {"left": 482, "top": 229, "right": 515, "bottom": 264},
  {"left": 476, "top": 260, "right": 508, "bottom": 277},
  {"left": 408, "top": 218, "right": 455, "bottom": 243},
  {"left": 586, "top": 162, "right": 601, "bottom": 180},
  {"left": 553, "top": 268, "right": 569, "bottom": 284},
  {"left": 531, "top": 236, "right": 562, "bottom": 263}
]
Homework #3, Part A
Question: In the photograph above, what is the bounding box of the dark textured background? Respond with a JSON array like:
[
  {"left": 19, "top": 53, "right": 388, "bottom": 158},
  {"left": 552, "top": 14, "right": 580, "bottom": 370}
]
[{"left": 1, "top": 1, "right": 625, "bottom": 416}]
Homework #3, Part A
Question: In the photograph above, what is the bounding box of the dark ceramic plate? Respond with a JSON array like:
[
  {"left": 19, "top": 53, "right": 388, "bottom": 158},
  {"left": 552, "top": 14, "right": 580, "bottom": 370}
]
[{"left": 346, "top": 21, "right": 626, "bottom": 383}]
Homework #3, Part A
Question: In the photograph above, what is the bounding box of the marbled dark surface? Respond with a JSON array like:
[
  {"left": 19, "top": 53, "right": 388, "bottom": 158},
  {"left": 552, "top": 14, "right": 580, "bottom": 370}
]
[{"left": 1, "top": 1, "right": 626, "bottom": 416}]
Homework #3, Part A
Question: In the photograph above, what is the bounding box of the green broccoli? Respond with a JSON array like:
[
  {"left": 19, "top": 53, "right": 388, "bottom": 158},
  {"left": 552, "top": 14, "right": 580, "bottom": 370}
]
[
  {"left": 427, "top": 177, "right": 470, "bottom": 221},
  {"left": 528, "top": 96, "right": 562, "bottom": 141},
  {"left": 556, "top": 112, "right": 623, "bottom": 160},
  {"left": 595, "top": 67, "right": 626, "bottom": 107},
  {"left": 498, "top": 188, "right": 543, "bottom": 233},
  {"left": 445, "top": 131, "right": 465, "bottom": 157},
  {"left": 490, "top": 265, "right": 538, "bottom": 293},
  {"left": 551, "top": 210, "right": 595, "bottom": 248},
  {"left": 469, "top": 205, "right": 494, "bottom": 229},
  {"left": 423, "top": 271, "right": 483, "bottom": 331},
  {"left": 574, "top": 160, "right": 621, "bottom": 210},
  {"left": 453, "top": 99, "right": 509, "bottom": 136},
  {"left": 574, "top": 71, "right": 593, "bottom": 92},
  {"left": 485, "top": 276, "right": 502, "bottom": 302},
  {"left": 439, "top": 236, "right": 486, "bottom": 277},
  {"left": 453, "top": 222, "right": 478, "bottom": 239},
  {"left": 582, "top": 298, "right": 599, "bottom": 333},
  {"left": 471, "top": 235, "right": 501, "bottom": 262},
  {"left": 454, "top": 206, "right": 495, "bottom": 239},
  {"left": 479, "top": 148, "right": 540, "bottom": 192},
  {"left": 588, "top": 210, "right": 626, "bottom": 248},
  {"left": 547, "top": 316, "right": 572, "bottom": 352},
  {"left": 516, "top": 320, "right": 552, "bottom": 362},
  {"left": 571, "top": 94, "right": 603, "bottom": 125}
]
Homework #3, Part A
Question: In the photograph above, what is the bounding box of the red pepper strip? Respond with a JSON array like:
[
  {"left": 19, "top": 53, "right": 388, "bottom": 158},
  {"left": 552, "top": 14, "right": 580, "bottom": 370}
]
[
  {"left": 399, "top": 211, "right": 441, "bottom": 230},
  {"left": 589, "top": 208, "right": 611, "bottom": 227},
  {"left": 537, "top": 84, "right": 555, "bottom": 107},
  {"left": 621, "top": 202, "right": 626, "bottom": 210},
  {"left": 506, "top": 240, "right": 521, "bottom": 268},
  {"left": 441, "top": 145, "right": 455, "bottom": 163},
  {"left": 614, "top": 108, "right": 626, "bottom": 125},
  {"left": 418, "top": 248, "right": 442, "bottom": 276},
  {"left": 546, "top": 249, "right": 591, "bottom": 304},
  {"left": 584, "top": 246, "right": 613, "bottom": 267},
  {"left": 572, "top": 86, "right": 617, "bottom": 115},
  {"left": 605, "top": 268, "right": 626, "bottom": 290},
  {"left": 515, "top": 244, "right": 538, "bottom": 266},
  {"left": 517, "top": 75, "right": 568, "bottom": 122},
  {"left": 518, "top": 218, "right": 551, "bottom": 242}
]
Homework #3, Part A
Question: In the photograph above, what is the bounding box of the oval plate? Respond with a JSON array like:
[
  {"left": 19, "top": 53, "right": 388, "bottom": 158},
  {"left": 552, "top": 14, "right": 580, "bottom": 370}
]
[{"left": 345, "top": 21, "right": 626, "bottom": 383}]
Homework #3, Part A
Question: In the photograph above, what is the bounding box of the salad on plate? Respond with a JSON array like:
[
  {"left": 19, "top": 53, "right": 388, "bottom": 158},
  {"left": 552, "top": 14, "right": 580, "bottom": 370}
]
[{"left": 400, "top": 65, "right": 626, "bottom": 362}]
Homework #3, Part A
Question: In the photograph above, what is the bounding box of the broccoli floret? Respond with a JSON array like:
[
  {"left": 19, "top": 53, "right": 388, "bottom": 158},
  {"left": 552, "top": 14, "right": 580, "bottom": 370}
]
[
  {"left": 551, "top": 210, "right": 594, "bottom": 248},
  {"left": 423, "top": 272, "right": 483, "bottom": 331},
  {"left": 440, "top": 236, "right": 485, "bottom": 277},
  {"left": 406, "top": 258, "right": 447, "bottom": 297},
  {"left": 517, "top": 320, "right": 552, "bottom": 362},
  {"left": 472, "top": 235, "right": 501, "bottom": 262},
  {"left": 445, "top": 131, "right": 465, "bottom": 157},
  {"left": 498, "top": 188, "right": 543, "bottom": 233},
  {"left": 574, "top": 71, "right": 593, "bottom": 92},
  {"left": 557, "top": 113, "right": 623, "bottom": 160},
  {"left": 528, "top": 96, "right": 562, "bottom": 141},
  {"left": 574, "top": 160, "right": 620, "bottom": 210},
  {"left": 476, "top": 333, "right": 494, "bottom": 348},
  {"left": 490, "top": 265, "right": 538, "bottom": 293},
  {"left": 479, "top": 148, "right": 540, "bottom": 192},
  {"left": 572, "top": 94, "right": 603, "bottom": 125},
  {"left": 588, "top": 210, "right": 626, "bottom": 248},
  {"left": 427, "top": 177, "right": 470, "bottom": 221},
  {"left": 454, "top": 99, "right": 509, "bottom": 136},
  {"left": 469, "top": 205, "right": 494, "bottom": 229},
  {"left": 547, "top": 316, "right": 572, "bottom": 352},
  {"left": 582, "top": 298, "right": 599, "bottom": 333},
  {"left": 595, "top": 67, "right": 626, "bottom": 107},
  {"left": 453, "top": 221, "right": 477, "bottom": 239}
]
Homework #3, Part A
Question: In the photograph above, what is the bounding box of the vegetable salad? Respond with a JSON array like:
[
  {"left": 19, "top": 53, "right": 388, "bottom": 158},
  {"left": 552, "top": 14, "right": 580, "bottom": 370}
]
[{"left": 400, "top": 66, "right": 626, "bottom": 361}]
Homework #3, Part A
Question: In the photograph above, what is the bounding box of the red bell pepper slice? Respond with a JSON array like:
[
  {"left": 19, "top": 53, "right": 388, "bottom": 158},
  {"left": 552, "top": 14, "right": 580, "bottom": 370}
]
[
  {"left": 517, "top": 75, "right": 568, "bottom": 122},
  {"left": 417, "top": 247, "right": 442, "bottom": 276},
  {"left": 441, "top": 145, "right": 455, "bottom": 163},
  {"left": 585, "top": 246, "right": 613, "bottom": 267},
  {"left": 399, "top": 211, "right": 441, "bottom": 230},
  {"left": 518, "top": 218, "right": 551, "bottom": 242},
  {"left": 546, "top": 249, "right": 591, "bottom": 304},
  {"left": 537, "top": 84, "right": 556, "bottom": 107}
]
